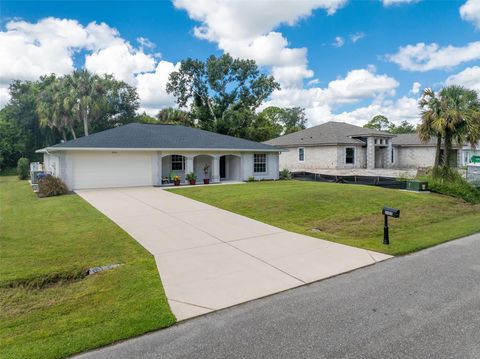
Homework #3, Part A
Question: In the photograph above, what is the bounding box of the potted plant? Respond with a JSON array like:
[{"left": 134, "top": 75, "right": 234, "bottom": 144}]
[
  {"left": 203, "top": 163, "right": 210, "bottom": 184},
  {"left": 173, "top": 175, "right": 181, "bottom": 186},
  {"left": 186, "top": 172, "right": 197, "bottom": 185}
]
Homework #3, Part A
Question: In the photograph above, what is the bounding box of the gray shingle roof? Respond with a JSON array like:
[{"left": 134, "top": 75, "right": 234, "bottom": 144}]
[
  {"left": 264, "top": 121, "right": 394, "bottom": 147},
  {"left": 391, "top": 133, "right": 436, "bottom": 146},
  {"left": 391, "top": 133, "right": 462, "bottom": 147},
  {"left": 49, "top": 123, "right": 279, "bottom": 151}
]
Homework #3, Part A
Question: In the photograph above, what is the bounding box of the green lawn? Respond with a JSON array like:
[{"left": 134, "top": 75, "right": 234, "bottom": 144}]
[
  {"left": 170, "top": 180, "right": 480, "bottom": 256},
  {"left": 0, "top": 176, "right": 175, "bottom": 359}
]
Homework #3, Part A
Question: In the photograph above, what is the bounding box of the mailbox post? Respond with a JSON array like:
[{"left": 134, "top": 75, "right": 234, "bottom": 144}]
[{"left": 382, "top": 207, "right": 400, "bottom": 245}]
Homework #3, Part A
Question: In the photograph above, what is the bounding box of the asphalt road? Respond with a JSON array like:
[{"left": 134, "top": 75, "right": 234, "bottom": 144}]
[{"left": 77, "top": 233, "right": 480, "bottom": 359}]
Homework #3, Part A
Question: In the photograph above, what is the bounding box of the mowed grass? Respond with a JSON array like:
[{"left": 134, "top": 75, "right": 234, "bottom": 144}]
[
  {"left": 170, "top": 180, "right": 480, "bottom": 256},
  {"left": 0, "top": 176, "right": 175, "bottom": 359}
]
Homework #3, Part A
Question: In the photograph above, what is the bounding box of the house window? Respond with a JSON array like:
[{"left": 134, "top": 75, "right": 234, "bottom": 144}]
[
  {"left": 298, "top": 147, "right": 305, "bottom": 162},
  {"left": 254, "top": 154, "right": 267, "bottom": 173},
  {"left": 391, "top": 148, "right": 394, "bottom": 163},
  {"left": 345, "top": 147, "right": 355, "bottom": 164},
  {"left": 171, "top": 155, "right": 185, "bottom": 171}
]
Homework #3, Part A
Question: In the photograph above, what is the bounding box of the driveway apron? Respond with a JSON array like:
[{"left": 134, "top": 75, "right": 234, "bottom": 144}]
[{"left": 76, "top": 187, "right": 391, "bottom": 320}]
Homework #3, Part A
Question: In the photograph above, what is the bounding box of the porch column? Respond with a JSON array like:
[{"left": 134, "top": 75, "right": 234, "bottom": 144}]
[
  {"left": 211, "top": 155, "right": 220, "bottom": 183},
  {"left": 151, "top": 151, "right": 162, "bottom": 186},
  {"left": 184, "top": 155, "right": 194, "bottom": 183},
  {"left": 386, "top": 139, "right": 393, "bottom": 168},
  {"left": 366, "top": 137, "right": 375, "bottom": 169}
]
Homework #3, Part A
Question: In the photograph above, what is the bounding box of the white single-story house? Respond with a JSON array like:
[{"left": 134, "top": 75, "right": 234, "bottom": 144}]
[
  {"left": 265, "top": 121, "right": 461, "bottom": 172},
  {"left": 37, "top": 123, "right": 282, "bottom": 190}
]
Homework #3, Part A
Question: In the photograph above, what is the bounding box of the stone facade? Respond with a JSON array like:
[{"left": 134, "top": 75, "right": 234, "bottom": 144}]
[{"left": 278, "top": 143, "right": 449, "bottom": 172}]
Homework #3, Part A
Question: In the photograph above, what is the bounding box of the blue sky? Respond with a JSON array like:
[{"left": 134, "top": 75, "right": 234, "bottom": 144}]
[{"left": 1, "top": 0, "right": 479, "bottom": 126}]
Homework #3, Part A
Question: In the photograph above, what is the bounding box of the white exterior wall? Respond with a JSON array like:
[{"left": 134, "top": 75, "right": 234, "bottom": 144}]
[
  {"left": 43, "top": 152, "right": 60, "bottom": 177},
  {"left": 396, "top": 147, "right": 436, "bottom": 168},
  {"left": 242, "top": 153, "right": 280, "bottom": 180},
  {"left": 44, "top": 150, "right": 280, "bottom": 189}
]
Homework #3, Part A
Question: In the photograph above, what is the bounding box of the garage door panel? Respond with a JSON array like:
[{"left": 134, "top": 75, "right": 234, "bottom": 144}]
[{"left": 72, "top": 152, "right": 153, "bottom": 189}]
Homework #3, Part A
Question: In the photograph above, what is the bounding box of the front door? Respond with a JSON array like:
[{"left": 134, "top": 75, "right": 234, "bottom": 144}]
[{"left": 220, "top": 156, "right": 226, "bottom": 178}]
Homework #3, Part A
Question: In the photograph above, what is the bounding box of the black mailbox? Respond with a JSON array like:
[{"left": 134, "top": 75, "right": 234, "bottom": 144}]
[
  {"left": 382, "top": 207, "right": 400, "bottom": 218},
  {"left": 382, "top": 206, "right": 400, "bottom": 245}
]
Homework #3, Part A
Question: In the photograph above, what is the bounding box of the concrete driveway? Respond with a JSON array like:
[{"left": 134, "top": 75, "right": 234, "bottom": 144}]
[{"left": 76, "top": 186, "right": 391, "bottom": 321}]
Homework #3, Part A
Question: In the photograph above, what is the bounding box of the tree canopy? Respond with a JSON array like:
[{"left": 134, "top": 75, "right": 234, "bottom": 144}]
[
  {"left": 363, "top": 115, "right": 415, "bottom": 134},
  {"left": 166, "top": 53, "right": 280, "bottom": 136},
  {"left": 418, "top": 85, "right": 480, "bottom": 175},
  {"left": 0, "top": 70, "right": 139, "bottom": 168}
]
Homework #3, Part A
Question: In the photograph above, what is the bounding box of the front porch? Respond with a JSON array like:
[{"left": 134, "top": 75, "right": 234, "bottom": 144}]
[
  {"left": 156, "top": 153, "right": 243, "bottom": 186},
  {"left": 365, "top": 136, "right": 394, "bottom": 169}
]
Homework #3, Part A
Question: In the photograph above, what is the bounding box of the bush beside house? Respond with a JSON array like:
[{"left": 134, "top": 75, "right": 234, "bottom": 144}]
[{"left": 16, "top": 158, "right": 29, "bottom": 180}]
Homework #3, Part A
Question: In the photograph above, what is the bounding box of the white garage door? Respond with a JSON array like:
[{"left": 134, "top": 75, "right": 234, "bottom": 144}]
[{"left": 71, "top": 151, "right": 153, "bottom": 189}]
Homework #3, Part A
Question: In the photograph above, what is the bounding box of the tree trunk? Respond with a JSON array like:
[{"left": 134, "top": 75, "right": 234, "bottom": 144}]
[
  {"left": 83, "top": 110, "right": 89, "bottom": 136},
  {"left": 61, "top": 129, "right": 67, "bottom": 142},
  {"left": 70, "top": 126, "right": 77, "bottom": 139},
  {"left": 443, "top": 129, "right": 452, "bottom": 168},
  {"left": 433, "top": 134, "right": 442, "bottom": 176}
]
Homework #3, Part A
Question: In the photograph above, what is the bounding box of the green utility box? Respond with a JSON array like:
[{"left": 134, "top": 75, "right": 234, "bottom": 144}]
[{"left": 406, "top": 180, "right": 428, "bottom": 191}]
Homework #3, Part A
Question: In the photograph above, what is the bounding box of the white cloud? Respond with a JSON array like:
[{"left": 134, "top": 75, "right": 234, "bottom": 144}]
[
  {"left": 350, "top": 32, "right": 365, "bottom": 43},
  {"left": 327, "top": 67, "right": 399, "bottom": 102},
  {"left": 333, "top": 36, "right": 345, "bottom": 48},
  {"left": 382, "top": 0, "right": 420, "bottom": 6},
  {"left": 446, "top": 66, "right": 480, "bottom": 91},
  {"left": 460, "top": 0, "right": 480, "bottom": 29},
  {"left": 0, "top": 17, "right": 178, "bottom": 112},
  {"left": 264, "top": 67, "right": 400, "bottom": 126},
  {"left": 173, "top": 0, "right": 347, "bottom": 88},
  {"left": 137, "top": 36, "right": 155, "bottom": 50},
  {"left": 0, "top": 17, "right": 126, "bottom": 85},
  {"left": 85, "top": 43, "right": 156, "bottom": 84},
  {"left": 387, "top": 41, "right": 480, "bottom": 71},
  {"left": 411, "top": 81, "right": 421, "bottom": 94},
  {"left": 0, "top": 86, "right": 10, "bottom": 108},
  {"left": 331, "top": 96, "right": 420, "bottom": 126},
  {"left": 174, "top": 0, "right": 346, "bottom": 42},
  {"left": 136, "top": 60, "right": 180, "bottom": 114}
]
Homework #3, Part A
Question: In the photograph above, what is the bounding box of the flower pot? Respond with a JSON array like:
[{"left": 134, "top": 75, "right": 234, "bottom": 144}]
[
  {"left": 189, "top": 179, "right": 196, "bottom": 185},
  {"left": 203, "top": 179, "right": 210, "bottom": 184},
  {"left": 173, "top": 180, "right": 180, "bottom": 186}
]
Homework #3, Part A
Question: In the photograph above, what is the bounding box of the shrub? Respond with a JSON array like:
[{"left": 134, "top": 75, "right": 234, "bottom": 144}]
[
  {"left": 279, "top": 168, "right": 292, "bottom": 180},
  {"left": 420, "top": 169, "right": 480, "bottom": 204},
  {"left": 247, "top": 176, "right": 255, "bottom": 182},
  {"left": 16, "top": 157, "right": 30, "bottom": 180},
  {"left": 185, "top": 172, "right": 197, "bottom": 181},
  {"left": 38, "top": 175, "right": 68, "bottom": 197}
]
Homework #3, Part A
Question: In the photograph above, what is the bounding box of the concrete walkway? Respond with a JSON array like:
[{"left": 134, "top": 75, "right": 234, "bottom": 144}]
[{"left": 76, "top": 187, "right": 391, "bottom": 321}]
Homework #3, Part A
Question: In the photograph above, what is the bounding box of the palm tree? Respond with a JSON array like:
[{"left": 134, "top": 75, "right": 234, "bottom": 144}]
[
  {"left": 55, "top": 77, "right": 77, "bottom": 139},
  {"left": 418, "top": 88, "right": 443, "bottom": 174},
  {"left": 37, "top": 75, "right": 69, "bottom": 141},
  {"left": 438, "top": 85, "right": 480, "bottom": 168},
  {"left": 68, "top": 70, "right": 106, "bottom": 136},
  {"left": 37, "top": 76, "right": 78, "bottom": 141}
]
